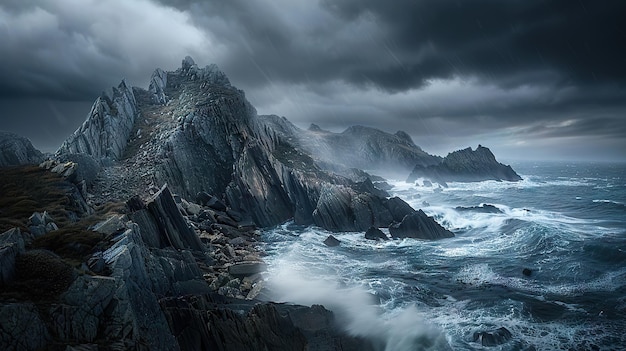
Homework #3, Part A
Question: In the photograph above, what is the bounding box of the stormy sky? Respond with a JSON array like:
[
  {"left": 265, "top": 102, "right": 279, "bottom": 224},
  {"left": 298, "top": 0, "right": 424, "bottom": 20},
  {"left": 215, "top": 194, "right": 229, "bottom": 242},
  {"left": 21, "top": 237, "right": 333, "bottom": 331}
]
[{"left": 1, "top": 0, "right": 625, "bottom": 161}]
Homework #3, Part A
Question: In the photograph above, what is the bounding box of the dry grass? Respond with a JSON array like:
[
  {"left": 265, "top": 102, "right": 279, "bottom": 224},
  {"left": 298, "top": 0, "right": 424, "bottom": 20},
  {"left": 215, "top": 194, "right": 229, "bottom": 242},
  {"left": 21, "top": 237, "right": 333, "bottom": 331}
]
[{"left": 0, "top": 165, "right": 72, "bottom": 233}]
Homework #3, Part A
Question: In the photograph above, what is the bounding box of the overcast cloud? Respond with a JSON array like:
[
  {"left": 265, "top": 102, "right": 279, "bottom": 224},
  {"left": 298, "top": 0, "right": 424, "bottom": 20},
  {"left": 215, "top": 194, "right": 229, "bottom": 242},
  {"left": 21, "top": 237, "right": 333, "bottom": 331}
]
[{"left": 1, "top": 0, "right": 624, "bottom": 160}]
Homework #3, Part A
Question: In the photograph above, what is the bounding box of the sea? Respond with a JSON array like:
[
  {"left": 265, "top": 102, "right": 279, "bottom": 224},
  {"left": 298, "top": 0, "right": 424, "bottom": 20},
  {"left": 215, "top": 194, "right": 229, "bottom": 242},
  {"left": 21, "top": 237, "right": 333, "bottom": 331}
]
[{"left": 261, "top": 161, "right": 626, "bottom": 350}]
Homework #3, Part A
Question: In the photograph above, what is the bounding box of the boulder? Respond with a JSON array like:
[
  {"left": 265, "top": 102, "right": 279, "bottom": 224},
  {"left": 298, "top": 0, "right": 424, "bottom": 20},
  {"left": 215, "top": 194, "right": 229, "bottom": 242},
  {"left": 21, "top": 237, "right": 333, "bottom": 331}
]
[
  {"left": 364, "top": 227, "right": 389, "bottom": 241},
  {"left": 389, "top": 210, "right": 454, "bottom": 240},
  {"left": 323, "top": 235, "right": 341, "bottom": 247},
  {"left": 228, "top": 261, "right": 267, "bottom": 277},
  {"left": 473, "top": 327, "right": 513, "bottom": 346}
]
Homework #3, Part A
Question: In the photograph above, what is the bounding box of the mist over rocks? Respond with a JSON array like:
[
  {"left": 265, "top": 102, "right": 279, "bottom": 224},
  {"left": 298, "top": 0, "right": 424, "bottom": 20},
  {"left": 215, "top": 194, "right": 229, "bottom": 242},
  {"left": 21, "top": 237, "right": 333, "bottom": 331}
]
[
  {"left": 0, "top": 131, "right": 44, "bottom": 167},
  {"left": 259, "top": 115, "right": 441, "bottom": 178},
  {"left": 407, "top": 144, "right": 522, "bottom": 183}
]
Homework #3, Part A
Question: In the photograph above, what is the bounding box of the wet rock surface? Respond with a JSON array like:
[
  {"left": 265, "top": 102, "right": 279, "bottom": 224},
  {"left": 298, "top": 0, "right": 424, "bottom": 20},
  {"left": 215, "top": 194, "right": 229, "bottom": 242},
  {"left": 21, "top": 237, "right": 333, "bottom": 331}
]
[{"left": 389, "top": 210, "right": 455, "bottom": 240}]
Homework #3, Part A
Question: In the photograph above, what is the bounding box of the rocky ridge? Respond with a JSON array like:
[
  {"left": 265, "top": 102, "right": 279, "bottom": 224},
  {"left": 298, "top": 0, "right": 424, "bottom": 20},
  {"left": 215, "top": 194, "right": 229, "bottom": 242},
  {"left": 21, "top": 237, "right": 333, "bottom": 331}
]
[
  {"left": 54, "top": 57, "right": 450, "bottom": 236},
  {"left": 407, "top": 144, "right": 522, "bottom": 184}
]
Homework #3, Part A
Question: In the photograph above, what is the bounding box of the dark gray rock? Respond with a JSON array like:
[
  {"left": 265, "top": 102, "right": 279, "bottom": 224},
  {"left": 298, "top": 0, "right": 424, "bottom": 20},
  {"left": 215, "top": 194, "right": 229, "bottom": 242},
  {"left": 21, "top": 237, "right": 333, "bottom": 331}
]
[
  {"left": 473, "top": 327, "right": 513, "bottom": 346},
  {"left": 523, "top": 268, "right": 533, "bottom": 276},
  {"left": 228, "top": 261, "right": 267, "bottom": 277},
  {"left": 455, "top": 204, "right": 503, "bottom": 214},
  {"left": 141, "top": 185, "right": 204, "bottom": 251},
  {"left": 0, "top": 303, "right": 50, "bottom": 350},
  {"left": 323, "top": 235, "right": 341, "bottom": 247},
  {"left": 0, "top": 131, "right": 44, "bottom": 167},
  {"left": 389, "top": 210, "right": 455, "bottom": 240},
  {"left": 365, "top": 227, "right": 389, "bottom": 241},
  {"left": 160, "top": 294, "right": 376, "bottom": 351},
  {"left": 385, "top": 197, "right": 416, "bottom": 223},
  {"left": 408, "top": 145, "right": 522, "bottom": 183},
  {"left": 354, "top": 177, "right": 390, "bottom": 198}
]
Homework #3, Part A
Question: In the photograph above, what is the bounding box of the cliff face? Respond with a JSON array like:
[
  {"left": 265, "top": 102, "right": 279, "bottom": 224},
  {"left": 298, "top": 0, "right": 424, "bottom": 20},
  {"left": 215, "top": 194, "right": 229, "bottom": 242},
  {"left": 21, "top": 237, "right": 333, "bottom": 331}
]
[
  {"left": 407, "top": 145, "right": 522, "bottom": 183},
  {"left": 0, "top": 131, "right": 43, "bottom": 167}
]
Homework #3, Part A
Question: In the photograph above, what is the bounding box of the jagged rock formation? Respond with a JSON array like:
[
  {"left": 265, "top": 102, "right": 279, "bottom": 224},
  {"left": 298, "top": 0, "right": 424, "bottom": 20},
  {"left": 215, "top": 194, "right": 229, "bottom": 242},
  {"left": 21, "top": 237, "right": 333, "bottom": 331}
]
[
  {"left": 55, "top": 56, "right": 441, "bottom": 234},
  {"left": 0, "top": 131, "right": 43, "bottom": 167},
  {"left": 57, "top": 80, "right": 138, "bottom": 161},
  {"left": 407, "top": 145, "right": 522, "bottom": 183}
]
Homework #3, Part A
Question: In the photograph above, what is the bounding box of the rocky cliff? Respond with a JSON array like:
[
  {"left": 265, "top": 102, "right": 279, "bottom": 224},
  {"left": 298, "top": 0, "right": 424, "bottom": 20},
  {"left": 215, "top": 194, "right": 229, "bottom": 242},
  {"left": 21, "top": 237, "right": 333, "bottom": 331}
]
[
  {"left": 0, "top": 164, "right": 376, "bottom": 350},
  {"left": 407, "top": 145, "right": 522, "bottom": 183},
  {"left": 0, "top": 131, "right": 44, "bottom": 167}
]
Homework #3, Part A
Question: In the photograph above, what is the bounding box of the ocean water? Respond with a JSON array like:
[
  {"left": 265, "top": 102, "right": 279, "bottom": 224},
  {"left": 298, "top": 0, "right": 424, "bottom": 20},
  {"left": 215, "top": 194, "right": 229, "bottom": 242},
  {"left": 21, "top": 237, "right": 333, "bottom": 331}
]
[{"left": 262, "top": 161, "right": 626, "bottom": 351}]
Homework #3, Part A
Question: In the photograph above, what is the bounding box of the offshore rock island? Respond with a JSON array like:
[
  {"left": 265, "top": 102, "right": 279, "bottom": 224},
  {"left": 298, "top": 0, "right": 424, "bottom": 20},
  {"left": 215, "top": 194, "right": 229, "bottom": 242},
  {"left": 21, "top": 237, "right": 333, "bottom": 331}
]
[{"left": 0, "top": 57, "right": 520, "bottom": 350}]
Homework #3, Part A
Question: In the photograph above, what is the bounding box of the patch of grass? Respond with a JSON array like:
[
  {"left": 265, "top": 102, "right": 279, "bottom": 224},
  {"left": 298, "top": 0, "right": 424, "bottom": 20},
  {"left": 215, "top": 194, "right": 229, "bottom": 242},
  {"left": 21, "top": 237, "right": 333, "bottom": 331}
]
[
  {"left": 0, "top": 165, "right": 73, "bottom": 233},
  {"left": 0, "top": 249, "right": 75, "bottom": 303},
  {"left": 31, "top": 224, "right": 104, "bottom": 263}
]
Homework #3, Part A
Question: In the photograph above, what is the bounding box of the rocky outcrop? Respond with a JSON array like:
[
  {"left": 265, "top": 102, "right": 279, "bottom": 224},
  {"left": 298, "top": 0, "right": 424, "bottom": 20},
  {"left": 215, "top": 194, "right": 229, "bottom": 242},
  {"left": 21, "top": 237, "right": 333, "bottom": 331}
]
[
  {"left": 473, "top": 326, "right": 513, "bottom": 346},
  {"left": 455, "top": 204, "right": 503, "bottom": 214},
  {"left": 0, "top": 131, "right": 43, "bottom": 167},
  {"left": 149, "top": 68, "right": 168, "bottom": 105},
  {"left": 56, "top": 80, "right": 138, "bottom": 161},
  {"left": 408, "top": 145, "right": 522, "bottom": 183},
  {"left": 389, "top": 210, "right": 455, "bottom": 240},
  {"left": 258, "top": 116, "right": 441, "bottom": 176}
]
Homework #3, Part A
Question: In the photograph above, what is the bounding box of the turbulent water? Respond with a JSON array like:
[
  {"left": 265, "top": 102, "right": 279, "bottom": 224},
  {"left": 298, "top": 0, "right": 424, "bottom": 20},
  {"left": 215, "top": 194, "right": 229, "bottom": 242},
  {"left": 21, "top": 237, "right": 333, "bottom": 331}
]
[{"left": 262, "top": 161, "right": 626, "bottom": 350}]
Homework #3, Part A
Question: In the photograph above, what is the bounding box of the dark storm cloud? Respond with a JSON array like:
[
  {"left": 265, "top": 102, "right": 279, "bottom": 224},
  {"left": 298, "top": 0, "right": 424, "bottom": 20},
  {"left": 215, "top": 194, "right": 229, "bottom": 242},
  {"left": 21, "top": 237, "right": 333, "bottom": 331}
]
[
  {"left": 0, "top": 0, "right": 212, "bottom": 100},
  {"left": 154, "top": 0, "right": 626, "bottom": 92},
  {"left": 321, "top": 0, "right": 626, "bottom": 90}
]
